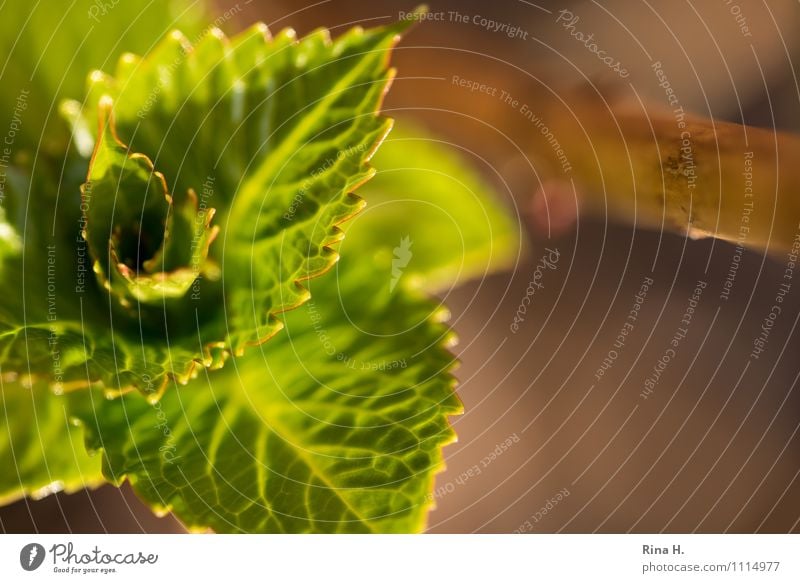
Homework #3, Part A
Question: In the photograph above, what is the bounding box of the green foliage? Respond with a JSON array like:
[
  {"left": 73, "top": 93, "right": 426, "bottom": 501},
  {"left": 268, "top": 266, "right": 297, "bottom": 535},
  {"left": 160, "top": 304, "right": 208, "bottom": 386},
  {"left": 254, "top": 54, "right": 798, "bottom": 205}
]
[
  {"left": 0, "top": 0, "right": 208, "bottom": 155},
  {"left": 81, "top": 104, "right": 219, "bottom": 306},
  {"left": 55, "top": 19, "right": 407, "bottom": 391},
  {"left": 0, "top": 377, "right": 102, "bottom": 505},
  {"left": 350, "top": 121, "right": 521, "bottom": 292},
  {"left": 0, "top": 3, "right": 519, "bottom": 532},
  {"left": 70, "top": 256, "right": 460, "bottom": 532}
]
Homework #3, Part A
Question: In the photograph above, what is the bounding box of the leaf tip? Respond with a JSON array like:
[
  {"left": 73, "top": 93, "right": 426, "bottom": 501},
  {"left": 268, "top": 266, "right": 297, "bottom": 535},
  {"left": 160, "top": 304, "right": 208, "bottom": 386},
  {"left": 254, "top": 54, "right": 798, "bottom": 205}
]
[
  {"left": 208, "top": 26, "right": 226, "bottom": 40},
  {"left": 251, "top": 21, "right": 271, "bottom": 39},
  {"left": 168, "top": 28, "right": 191, "bottom": 47},
  {"left": 119, "top": 52, "right": 138, "bottom": 66},
  {"left": 88, "top": 69, "right": 107, "bottom": 84},
  {"left": 393, "top": 4, "right": 429, "bottom": 34}
]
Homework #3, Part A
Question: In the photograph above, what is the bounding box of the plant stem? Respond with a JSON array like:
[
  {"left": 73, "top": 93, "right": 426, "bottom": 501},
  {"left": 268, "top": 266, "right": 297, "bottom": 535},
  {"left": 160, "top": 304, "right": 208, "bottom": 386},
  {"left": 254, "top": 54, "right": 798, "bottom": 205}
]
[{"left": 530, "top": 97, "right": 800, "bottom": 253}]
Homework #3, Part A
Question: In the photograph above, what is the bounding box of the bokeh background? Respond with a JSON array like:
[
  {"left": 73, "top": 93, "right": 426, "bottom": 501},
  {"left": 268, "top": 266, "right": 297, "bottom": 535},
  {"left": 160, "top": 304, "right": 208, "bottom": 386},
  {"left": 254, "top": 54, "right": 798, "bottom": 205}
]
[{"left": 3, "top": 0, "right": 800, "bottom": 533}]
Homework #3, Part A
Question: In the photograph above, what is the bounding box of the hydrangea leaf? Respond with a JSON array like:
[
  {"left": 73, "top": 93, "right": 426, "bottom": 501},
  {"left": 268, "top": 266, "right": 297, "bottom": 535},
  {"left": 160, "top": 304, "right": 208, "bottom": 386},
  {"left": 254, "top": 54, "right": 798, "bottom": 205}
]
[
  {"left": 0, "top": 377, "right": 103, "bottom": 505},
  {"left": 0, "top": 146, "right": 218, "bottom": 396},
  {"left": 82, "top": 102, "right": 219, "bottom": 306},
  {"left": 61, "top": 19, "right": 409, "bottom": 342},
  {"left": 345, "top": 119, "right": 522, "bottom": 293},
  {"left": 0, "top": 17, "right": 414, "bottom": 394},
  {"left": 0, "top": 0, "right": 208, "bottom": 156},
  {"left": 68, "top": 254, "right": 460, "bottom": 533}
]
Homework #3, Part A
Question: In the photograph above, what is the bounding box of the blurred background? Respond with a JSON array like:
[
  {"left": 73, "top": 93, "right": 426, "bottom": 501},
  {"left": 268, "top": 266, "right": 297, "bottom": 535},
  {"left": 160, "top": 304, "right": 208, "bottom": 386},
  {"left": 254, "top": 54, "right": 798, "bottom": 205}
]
[{"left": 3, "top": 0, "right": 800, "bottom": 533}]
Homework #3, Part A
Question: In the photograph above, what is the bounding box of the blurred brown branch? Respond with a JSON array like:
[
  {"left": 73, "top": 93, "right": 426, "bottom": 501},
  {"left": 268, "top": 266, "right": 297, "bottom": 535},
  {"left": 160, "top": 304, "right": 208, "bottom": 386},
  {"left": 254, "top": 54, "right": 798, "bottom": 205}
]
[{"left": 528, "top": 93, "right": 800, "bottom": 253}]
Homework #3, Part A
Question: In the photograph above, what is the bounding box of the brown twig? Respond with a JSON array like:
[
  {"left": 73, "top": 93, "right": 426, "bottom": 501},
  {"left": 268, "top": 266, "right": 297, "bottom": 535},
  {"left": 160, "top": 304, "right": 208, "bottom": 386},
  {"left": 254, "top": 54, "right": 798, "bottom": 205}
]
[{"left": 528, "top": 95, "right": 800, "bottom": 253}]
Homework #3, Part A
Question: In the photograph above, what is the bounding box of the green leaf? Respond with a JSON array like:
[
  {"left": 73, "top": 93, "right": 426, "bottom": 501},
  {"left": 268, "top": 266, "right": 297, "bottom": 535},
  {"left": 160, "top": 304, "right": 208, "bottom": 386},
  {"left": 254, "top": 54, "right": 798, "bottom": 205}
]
[
  {"left": 1, "top": 5, "right": 524, "bottom": 534},
  {"left": 0, "top": 377, "right": 103, "bottom": 505},
  {"left": 51, "top": 19, "right": 411, "bottom": 392},
  {"left": 0, "top": 157, "right": 101, "bottom": 393},
  {"left": 345, "top": 120, "right": 521, "bottom": 293},
  {"left": 69, "top": 254, "right": 460, "bottom": 533},
  {"left": 0, "top": 0, "right": 212, "bottom": 395},
  {"left": 0, "top": 0, "right": 208, "bottom": 155},
  {"left": 0, "top": 17, "right": 412, "bottom": 395},
  {"left": 82, "top": 103, "right": 219, "bottom": 306}
]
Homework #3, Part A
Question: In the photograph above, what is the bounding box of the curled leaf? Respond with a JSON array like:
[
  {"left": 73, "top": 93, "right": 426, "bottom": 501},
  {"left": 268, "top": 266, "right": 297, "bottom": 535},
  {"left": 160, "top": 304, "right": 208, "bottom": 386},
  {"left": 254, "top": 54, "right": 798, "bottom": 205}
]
[
  {"left": 54, "top": 19, "right": 413, "bottom": 392},
  {"left": 82, "top": 100, "right": 219, "bottom": 307}
]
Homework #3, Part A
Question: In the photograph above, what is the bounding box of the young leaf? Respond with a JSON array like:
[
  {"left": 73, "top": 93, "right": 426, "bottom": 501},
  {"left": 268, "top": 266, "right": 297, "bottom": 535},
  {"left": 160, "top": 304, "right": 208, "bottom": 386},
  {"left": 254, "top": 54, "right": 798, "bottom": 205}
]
[
  {"left": 9, "top": 18, "right": 410, "bottom": 393},
  {"left": 0, "top": 2, "right": 213, "bottom": 395},
  {"left": 69, "top": 254, "right": 460, "bottom": 533},
  {"left": 0, "top": 154, "right": 210, "bottom": 397},
  {"left": 346, "top": 120, "right": 522, "bottom": 292},
  {"left": 0, "top": 6, "right": 525, "bottom": 534},
  {"left": 82, "top": 102, "right": 219, "bottom": 306},
  {"left": 0, "top": 0, "right": 208, "bottom": 155}
]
